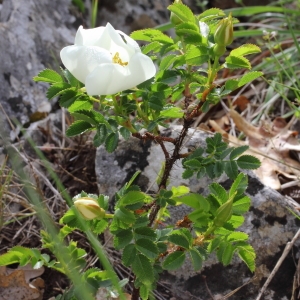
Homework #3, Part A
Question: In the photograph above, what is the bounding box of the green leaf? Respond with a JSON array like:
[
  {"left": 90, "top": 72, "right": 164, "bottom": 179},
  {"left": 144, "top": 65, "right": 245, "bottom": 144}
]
[
  {"left": 119, "top": 127, "right": 131, "bottom": 140},
  {"left": 213, "top": 161, "right": 224, "bottom": 177},
  {"left": 62, "top": 68, "right": 82, "bottom": 87},
  {"left": 224, "top": 161, "right": 238, "bottom": 180},
  {"left": 114, "top": 229, "right": 133, "bottom": 249},
  {"left": 227, "top": 232, "right": 249, "bottom": 242},
  {"left": 237, "top": 155, "right": 261, "bottom": 169},
  {"left": 122, "top": 244, "right": 137, "bottom": 267},
  {"left": 216, "top": 240, "right": 226, "bottom": 262},
  {"left": 115, "top": 207, "right": 136, "bottom": 225},
  {"left": 205, "top": 164, "right": 215, "bottom": 179},
  {"left": 168, "top": 231, "right": 190, "bottom": 249},
  {"left": 197, "top": 167, "right": 206, "bottom": 179},
  {"left": 184, "top": 159, "right": 202, "bottom": 169},
  {"left": 59, "top": 90, "right": 78, "bottom": 108},
  {"left": 46, "top": 82, "right": 72, "bottom": 99},
  {"left": 230, "top": 145, "right": 249, "bottom": 160},
  {"left": 237, "top": 242, "right": 256, "bottom": 272},
  {"left": 173, "top": 193, "right": 208, "bottom": 210},
  {"left": 222, "top": 242, "right": 235, "bottom": 265},
  {"left": 174, "top": 23, "right": 202, "bottom": 45},
  {"left": 188, "top": 209, "right": 211, "bottom": 226},
  {"left": 105, "top": 132, "right": 119, "bottom": 153},
  {"left": 232, "top": 196, "right": 250, "bottom": 215},
  {"left": 71, "top": 110, "right": 104, "bottom": 126},
  {"left": 189, "top": 248, "right": 203, "bottom": 271},
  {"left": 139, "top": 284, "right": 151, "bottom": 300},
  {"left": 66, "top": 120, "right": 93, "bottom": 137},
  {"left": 182, "top": 169, "right": 194, "bottom": 179},
  {"left": 219, "top": 147, "right": 234, "bottom": 160},
  {"left": 198, "top": 8, "right": 225, "bottom": 21},
  {"left": 149, "top": 96, "right": 163, "bottom": 111},
  {"left": 225, "top": 79, "right": 239, "bottom": 92},
  {"left": 209, "top": 183, "right": 228, "bottom": 204},
  {"left": 171, "top": 185, "right": 190, "bottom": 197},
  {"left": 136, "top": 239, "right": 158, "bottom": 260},
  {"left": 59, "top": 225, "right": 74, "bottom": 239},
  {"left": 185, "top": 45, "right": 209, "bottom": 66},
  {"left": 134, "top": 227, "right": 156, "bottom": 241},
  {"left": 68, "top": 96, "right": 93, "bottom": 112},
  {"left": 159, "top": 54, "right": 177, "bottom": 71},
  {"left": 156, "top": 228, "right": 173, "bottom": 241},
  {"left": 159, "top": 106, "right": 184, "bottom": 118},
  {"left": 92, "top": 219, "right": 108, "bottom": 234},
  {"left": 33, "top": 69, "right": 64, "bottom": 84},
  {"left": 131, "top": 29, "right": 173, "bottom": 44},
  {"left": 94, "top": 124, "right": 107, "bottom": 147},
  {"left": 121, "top": 191, "right": 146, "bottom": 206},
  {"left": 238, "top": 71, "right": 263, "bottom": 87},
  {"left": 226, "top": 215, "right": 244, "bottom": 229},
  {"left": 229, "top": 173, "right": 248, "bottom": 197},
  {"left": 141, "top": 41, "right": 161, "bottom": 54},
  {"left": 168, "top": 3, "right": 195, "bottom": 23},
  {"left": 225, "top": 55, "right": 251, "bottom": 69},
  {"left": 230, "top": 44, "right": 261, "bottom": 57},
  {"left": 162, "top": 251, "right": 185, "bottom": 270},
  {"left": 132, "top": 254, "right": 154, "bottom": 284},
  {"left": 207, "top": 236, "right": 222, "bottom": 253},
  {"left": 175, "top": 21, "right": 199, "bottom": 34},
  {"left": 0, "top": 248, "right": 24, "bottom": 266}
]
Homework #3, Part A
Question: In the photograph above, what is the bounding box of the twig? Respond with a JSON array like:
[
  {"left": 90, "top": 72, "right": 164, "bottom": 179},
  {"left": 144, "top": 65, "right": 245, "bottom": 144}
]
[
  {"left": 132, "top": 132, "right": 176, "bottom": 144},
  {"left": 222, "top": 276, "right": 256, "bottom": 299},
  {"left": 256, "top": 228, "right": 300, "bottom": 300},
  {"left": 202, "top": 275, "right": 215, "bottom": 300},
  {"left": 281, "top": 180, "right": 300, "bottom": 190}
]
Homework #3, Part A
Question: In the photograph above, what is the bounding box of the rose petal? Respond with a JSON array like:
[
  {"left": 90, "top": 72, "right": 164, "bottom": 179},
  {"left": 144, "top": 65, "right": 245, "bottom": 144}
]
[
  {"left": 61, "top": 23, "right": 157, "bottom": 95},
  {"left": 75, "top": 25, "right": 106, "bottom": 46},
  {"left": 60, "top": 45, "right": 112, "bottom": 83},
  {"left": 85, "top": 63, "right": 130, "bottom": 95},
  {"left": 128, "top": 52, "right": 157, "bottom": 83},
  {"left": 85, "top": 52, "right": 155, "bottom": 96}
]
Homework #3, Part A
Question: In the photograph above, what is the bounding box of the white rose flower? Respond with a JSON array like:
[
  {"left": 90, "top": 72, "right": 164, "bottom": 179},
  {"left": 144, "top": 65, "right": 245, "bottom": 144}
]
[{"left": 60, "top": 23, "right": 156, "bottom": 96}]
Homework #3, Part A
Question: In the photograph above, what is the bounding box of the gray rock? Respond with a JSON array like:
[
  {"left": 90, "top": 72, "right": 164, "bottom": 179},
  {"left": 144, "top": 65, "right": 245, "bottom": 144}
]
[
  {"left": 95, "top": 126, "right": 300, "bottom": 299},
  {"left": 0, "top": 0, "right": 75, "bottom": 142}
]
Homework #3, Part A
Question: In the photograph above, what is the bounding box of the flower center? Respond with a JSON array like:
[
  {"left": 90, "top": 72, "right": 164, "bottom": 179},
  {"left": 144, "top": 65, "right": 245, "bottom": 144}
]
[{"left": 112, "top": 52, "right": 128, "bottom": 66}]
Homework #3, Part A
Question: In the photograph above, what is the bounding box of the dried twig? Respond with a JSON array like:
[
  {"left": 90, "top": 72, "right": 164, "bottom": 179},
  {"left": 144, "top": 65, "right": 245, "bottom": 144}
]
[{"left": 256, "top": 228, "right": 300, "bottom": 300}]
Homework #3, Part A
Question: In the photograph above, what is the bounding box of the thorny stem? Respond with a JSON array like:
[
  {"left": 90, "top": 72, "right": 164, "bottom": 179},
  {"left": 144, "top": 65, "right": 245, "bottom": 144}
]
[
  {"left": 131, "top": 284, "right": 139, "bottom": 300},
  {"left": 131, "top": 85, "right": 214, "bottom": 300}
]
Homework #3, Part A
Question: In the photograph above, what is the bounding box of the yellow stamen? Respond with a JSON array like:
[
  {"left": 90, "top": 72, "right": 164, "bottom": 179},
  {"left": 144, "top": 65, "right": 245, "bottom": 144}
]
[{"left": 112, "top": 52, "right": 128, "bottom": 66}]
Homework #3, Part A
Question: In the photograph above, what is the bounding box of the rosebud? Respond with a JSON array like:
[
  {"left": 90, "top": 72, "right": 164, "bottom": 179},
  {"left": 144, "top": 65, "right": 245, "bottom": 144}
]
[
  {"left": 74, "top": 197, "right": 106, "bottom": 220},
  {"left": 213, "top": 198, "right": 233, "bottom": 228},
  {"left": 170, "top": 0, "right": 184, "bottom": 26},
  {"left": 214, "top": 13, "right": 233, "bottom": 48},
  {"left": 213, "top": 44, "right": 226, "bottom": 57}
]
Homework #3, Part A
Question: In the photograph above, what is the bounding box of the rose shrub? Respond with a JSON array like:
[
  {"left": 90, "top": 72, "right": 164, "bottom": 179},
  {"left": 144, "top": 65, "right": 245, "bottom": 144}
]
[{"left": 60, "top": 23, "right": 156, "bottom": 95}]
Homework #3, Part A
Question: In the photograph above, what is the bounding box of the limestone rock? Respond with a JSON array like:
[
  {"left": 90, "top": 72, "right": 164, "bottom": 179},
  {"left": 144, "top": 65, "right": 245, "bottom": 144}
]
[{"left": 95, "top": 126, "right": 300, "bottom": 299}]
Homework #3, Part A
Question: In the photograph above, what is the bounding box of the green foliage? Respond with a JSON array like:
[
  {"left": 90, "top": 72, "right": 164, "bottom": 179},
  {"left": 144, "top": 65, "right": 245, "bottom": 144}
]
[
  {"left": 182, "top": 133, "right": 260, "bottom": 180},
  {"left": 19, "top": 3, "right": 268, "bottom": 299}
]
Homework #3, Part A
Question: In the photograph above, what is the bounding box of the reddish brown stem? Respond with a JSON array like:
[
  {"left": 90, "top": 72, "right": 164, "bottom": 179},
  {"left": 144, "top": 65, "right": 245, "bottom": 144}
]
[
  {"left": 132, "top": 132, "right": 176, "bottom": 144},
  {"left": 131, "top": 85, "right": 215, "bottom": 298}
]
